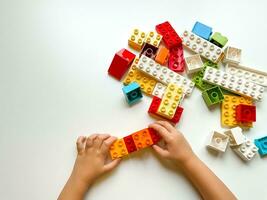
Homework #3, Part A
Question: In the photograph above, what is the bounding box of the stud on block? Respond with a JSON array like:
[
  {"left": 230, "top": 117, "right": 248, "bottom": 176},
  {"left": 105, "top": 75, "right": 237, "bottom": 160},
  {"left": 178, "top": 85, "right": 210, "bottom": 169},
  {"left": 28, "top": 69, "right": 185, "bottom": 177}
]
[
  {"left": 223, "top": 47, "right": 242, "bottom": 65},
  {"left": 152, "top": 83, "right": 166, "bottom": 98},
  {"left": 185, "top": 54, "right": 204, "bottom": 74},
  {"left": 254, "top": 136, "right": 267, "bottom": 156},
  {"left": 128, "top": 29, "right": 146, "bottom": 51},
  {"left": 168, "top": 44, "right": 185, "bottom": 72},
  {"left": 192, "top": 21, "right": 212, "bottom": 40},
  {"left": 132, "top": 128, "right": 154, "bottom": 150},
  {"left": 207, "top": 131, "right": 229, "bottom": 152},
  {"left": 224, "top": 127, "right": 245, "bottom": 146},
  {"left": 232, "top": 137, "right": 258, "bottom": 161},
  {"left": 108, "top": 48, "right": 136, "bottom": 80},
  {"left": 140, "top": 43, "right": 158, "bottom": 60},
  {"left": 236, "top": 104, "right": 256, "bottom": 123},
  {"left": 209, "top": 32, "right": 228, "bottom": 48},
  {"left": 202, "top": 86, "right": 224, "bottom": 107},
  {"left": 122, "top": 82, "right": 143, "bottom": 105},
  {"left": 145, "top": 31, "right": 162, "bottom": 48},
  {"left": 155, "top": 46, "right": 169, "bottom": 65},
  {"left": 109, "top": 138, "right": 129, "bottom": 160}
]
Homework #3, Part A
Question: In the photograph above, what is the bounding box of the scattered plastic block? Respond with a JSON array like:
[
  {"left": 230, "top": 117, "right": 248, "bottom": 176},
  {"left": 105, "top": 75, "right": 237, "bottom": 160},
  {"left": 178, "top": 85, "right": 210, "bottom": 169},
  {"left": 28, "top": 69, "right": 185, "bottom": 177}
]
[
  {"left": 232, "top": 137, "right": 258, "bottom": 161},
  {"left": 185, "top": 54, "right": 204, "bottom": 74},
  {"left": 192, "top": 21, "right": 212, "bottom": 40},
  {"left": 207, "top": 131, "right": 229, "bottom": 152},
  {"left": 169, "top": 106, "right": 184, "bottom": 124},
  {"left": 128, "top": 29, "right": 146, "bottom": 51},
  {"left": 140, "top": 43, "right": 158, "bottom": 59},
  {"left": 152, "top": 82, "right": 166, "bottom": 98},
  {"left": 209, "top": 32, "right": 228, "bottom": 48},
  {"left": 224, "top": 127, "right": 245, "bottom": 146},
  {"left": 148, "top": 96, "right": 162, "bottom": 115},
  {"left": 168, "top": 44, "right": 185, "bottom": 72},
  {"left": 254, "top": 136, "right": 267, "bottom": 156},
  {"left": 202, "top": 86, "right": 224, "bottom": 107},
  {"left": 123, "top": 135, "right": 137, "bottom": 153},
  {"left": 236, "top": 104, "right": 256, "bottom": 123},
  {"left": 223, "top": 46, "right": 242, "bottom": 65},
  {"left": 181, "top": 30, "right": 223, "bottom": 63},
  {"left": 122, "top": 82, "right": 143, "bottom": 105},
  {"left": 109, "top": 138, "right": 129, "bottom": 159},
  {"left": 145, "top": 31, "right": 162, "bottom": 48},
  {"left": 155, "top": 46, "right": 169, "bottom": 65},
  {"left": 108, "top": 48, "right": 135, "bottom": 80}
]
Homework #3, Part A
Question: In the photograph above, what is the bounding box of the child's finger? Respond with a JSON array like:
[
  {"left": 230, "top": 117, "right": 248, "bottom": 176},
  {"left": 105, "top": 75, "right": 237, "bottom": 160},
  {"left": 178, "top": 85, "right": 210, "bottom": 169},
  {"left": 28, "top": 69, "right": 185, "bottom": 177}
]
[
  {"left": 152, "top": 144, "right": 170, "bottom": 158},
  {"left": 101, "top": 136, "right": 117, "bottom": 153},
  {"left": 148, "top": 123, "right": 171, "bottom": 142},
  {"left": 76, "top": 136, "right": 86, "bottom": 154},
  {"left": 103, "top": 158, "right": 122, "bottom": 172},
  {"left": 93, "top": 134, "right": 110, "bottom": 148},
  {"left": 155, "top": 121, "right": 176, "bottom": 133},
  {"left": 86, "top": 134, "right": 98, "bottom": 149}
]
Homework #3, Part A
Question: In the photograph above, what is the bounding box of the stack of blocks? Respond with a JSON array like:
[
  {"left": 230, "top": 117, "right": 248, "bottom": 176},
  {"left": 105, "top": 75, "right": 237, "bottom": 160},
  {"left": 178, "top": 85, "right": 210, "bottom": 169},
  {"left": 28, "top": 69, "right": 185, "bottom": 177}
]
[{"left": 107, "top": 20, "right": 267, "bottom": 161}]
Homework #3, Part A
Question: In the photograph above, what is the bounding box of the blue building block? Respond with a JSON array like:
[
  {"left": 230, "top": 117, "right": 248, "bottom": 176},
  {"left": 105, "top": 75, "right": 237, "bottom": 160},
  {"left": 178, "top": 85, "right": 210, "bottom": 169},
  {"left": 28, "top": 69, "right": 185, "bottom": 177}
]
[
  {"left": 254, "top": 136, "right": 267, "bottom": 156},
  {"left": 192, "top": 21, "right": 212, "bottom": 40},
  {"left": 122, "top": 82, "right": 143, "bottom": 105}
]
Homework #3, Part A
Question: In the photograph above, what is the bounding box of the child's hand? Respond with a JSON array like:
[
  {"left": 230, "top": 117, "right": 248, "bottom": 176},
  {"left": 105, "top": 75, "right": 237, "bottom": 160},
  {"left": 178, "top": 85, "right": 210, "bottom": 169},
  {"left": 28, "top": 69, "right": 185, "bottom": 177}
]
[
  {"left": 149, "top": 121, "right": 195, "bottom": 165},
  {"left": 70, "top": 134, "right": 121, "bottom": 187}
]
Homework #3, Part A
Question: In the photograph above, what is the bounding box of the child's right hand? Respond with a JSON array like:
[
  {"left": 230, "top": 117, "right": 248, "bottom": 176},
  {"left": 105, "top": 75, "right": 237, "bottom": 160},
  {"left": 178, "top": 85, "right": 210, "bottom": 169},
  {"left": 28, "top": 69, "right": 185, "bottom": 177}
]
[{"left": 149, "top": 121, "right": 195, "bottom": 165}]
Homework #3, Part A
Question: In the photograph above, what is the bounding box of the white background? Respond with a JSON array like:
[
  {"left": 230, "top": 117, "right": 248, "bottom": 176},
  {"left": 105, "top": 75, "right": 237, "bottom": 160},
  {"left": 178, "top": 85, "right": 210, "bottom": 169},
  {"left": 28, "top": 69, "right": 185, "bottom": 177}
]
[{"left": 0, "top": 0, "right": 267, "bottom": 199}]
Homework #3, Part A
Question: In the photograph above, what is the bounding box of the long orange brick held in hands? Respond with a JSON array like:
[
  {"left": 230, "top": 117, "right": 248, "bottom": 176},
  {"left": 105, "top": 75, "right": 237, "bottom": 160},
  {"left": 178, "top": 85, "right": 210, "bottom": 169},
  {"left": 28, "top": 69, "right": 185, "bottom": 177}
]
[{"left": 109, "top": 128, "right": 161, "bottom": 160}]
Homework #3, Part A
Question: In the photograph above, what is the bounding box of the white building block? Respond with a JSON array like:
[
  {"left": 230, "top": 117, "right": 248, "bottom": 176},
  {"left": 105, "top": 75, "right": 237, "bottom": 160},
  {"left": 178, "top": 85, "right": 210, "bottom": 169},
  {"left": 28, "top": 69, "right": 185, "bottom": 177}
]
[
  {"left": 137, "top": 55, "right": 195, "bottom": 96},
  {"left": 225, "top": 63, "right": 267, "bottom": 87},
  {"left": 203, "top": 66, "right": 265, "bottom": 101},
  {"left": 206, "top": 131, "right": 229, "bottom": 152},
  {"left": 181, "top": 30, "right": 223, "bottom": 63},
  {"left": 152, "top": 82, "right": 166, "bottom": 98},
  {"left": 224, "top": 127, "right": 245, "bottom": 146},
  {"left": 223, "top": 46, "right": 242, "bottom": 64},
  {"left": 185, "top": 54, "right": 204, "bottom": 74},
  {"left": 232, "top": 137, "right": 258, "bottom": 161}
]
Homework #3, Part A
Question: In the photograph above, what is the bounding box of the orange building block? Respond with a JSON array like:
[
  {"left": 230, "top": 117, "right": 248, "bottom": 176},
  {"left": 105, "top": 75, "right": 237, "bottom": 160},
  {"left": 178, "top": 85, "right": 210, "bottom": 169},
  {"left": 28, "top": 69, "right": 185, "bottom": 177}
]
[
  {"left": 132, "top": 128, "right": 154, "bottom": 150},
  {"left": 155, "top": 46, "right": 169, "bottom": 65},
  {"left": 109, "top": 138, "right": 128, "bottom": 159}
]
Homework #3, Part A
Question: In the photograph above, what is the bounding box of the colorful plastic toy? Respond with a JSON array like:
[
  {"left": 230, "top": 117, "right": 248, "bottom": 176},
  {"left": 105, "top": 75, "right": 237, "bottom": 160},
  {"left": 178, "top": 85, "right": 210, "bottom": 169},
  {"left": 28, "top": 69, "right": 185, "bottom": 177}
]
[
  {"left": 254, "top": 136, "right": 267, "bottom": 156},
  {"left": 202, "top": 86, "right": 224, "bottom": 107},
  {"left": 192, "top": 21, "right": 212, "bottom": 40},
  {"left": 122, "top": 82, "right": 143, "bottom": 105},
  {"left": 236, "top": 104, "right": 256, "bottom": 123},
  {"left": 209, "top": 32, "right": 228, "bottom": 48}
]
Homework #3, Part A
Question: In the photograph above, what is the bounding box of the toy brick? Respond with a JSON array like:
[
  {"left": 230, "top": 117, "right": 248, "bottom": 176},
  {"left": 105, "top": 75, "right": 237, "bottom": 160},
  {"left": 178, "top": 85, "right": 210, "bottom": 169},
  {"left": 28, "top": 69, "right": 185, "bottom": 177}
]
[
  {"left": 108, "top": 48, "right": 136, "bottom": 80},
  {"left": 155, "top": 21, "right": 182, "bottom": 49},
  {"left": 221, "top": 95, "right": 253, "bottom": 128},
  {"left": 137, "top": 55, "right": 195, "bottom": 96},
  {"left": 209, "top": 32, "right": 228, "bottom": 48},
  {"left": 152, "top": 82, "right": 166, "bottom": 98},
  {"left": 123, "top": 58, "right": 157, "bottom": 96},
  {"left": 122, "top": 82, "right": 143, "bottom": 105},
  {"left": 128, "top": 29, "right": 146, "bottom": 51},
  {"left": 123, "top": 135, "right": 137, "bottom": 153},
  {"left": 225, "top": 63, "right": 267, "bottom": 87},
  {"left": 185, "top": 54, "right": 204, "bottom": 74},
  {"left": 140, "top": 43, "right": 159, "bottom": 59},
  {"left": 131, "top": 128, "right": 154, "bottom": 150},
  {"left": 148, "top": 96, "right": 162, "bottom": 114},
  {"left": 223, "top": 46, "right": 241, "bottom": 64},
  {"left": 148, "top": 128, "right": 161, "bottom": 144},
  {"left": 169, "top": 106, "right": 184, "bottom": 124},
  {"left": 155, "top": 46, "right": 169, "bottom": 65},
  {"left": 181, "top": 30, "right": 223, "bottom": 63},
  {"left": 192, "top": 21, "right": 212, "bottom": 40},
  {"left": 156, "top": 83, "right": 183, "bottom": 119},
  {"left": 236, "top": 104, "right": 256, "bottom": 123},
  {"left": 109, "top": 138, "right": 129, "bottom": 159},
  {"left": 203, "top": 66, "right": 265, "bottom": 101},
  {"left": 145, "top": 31, "right": 162, "bottom": 48},
  {"left": 232, "top": 137, "right": 258, "bottom": 161},
  {"left": 224, "top": 127, "right": 245, "bottom": 146},
  {"left": 202, "top": 86, "right": 224, "bottom": 107},
  {"left": 168, "top": 44, "right": 185, "bottom": 72},
  {"left": 206, "top": 131, "right": 229, "bottom": 152},
  {"left": 192, "top": 61, "right": 218, "bottom": 91},
  {"left": 254, "top": 136, "right": 267, "bottom": 156}
]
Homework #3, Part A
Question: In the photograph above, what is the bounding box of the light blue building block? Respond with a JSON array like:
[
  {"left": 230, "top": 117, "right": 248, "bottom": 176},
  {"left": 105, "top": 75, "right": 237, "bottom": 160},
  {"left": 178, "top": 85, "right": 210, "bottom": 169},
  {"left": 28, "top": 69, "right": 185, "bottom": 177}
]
[
  {"left": 254, "top": 136, "right": 267, "bottom": 156},
  {"left": 192, "top": 21, "right": 212, "bottom": 40},
  {"left": 122, "top": 82, "right": 143, "bottom": 105}
]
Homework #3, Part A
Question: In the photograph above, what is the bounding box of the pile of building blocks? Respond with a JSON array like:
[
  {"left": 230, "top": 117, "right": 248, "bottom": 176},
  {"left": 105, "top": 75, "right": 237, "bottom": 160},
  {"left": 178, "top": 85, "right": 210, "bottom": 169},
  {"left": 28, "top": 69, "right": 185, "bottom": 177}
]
[{"left": 107, "top": 21, "right": 267, "bottom": 161}]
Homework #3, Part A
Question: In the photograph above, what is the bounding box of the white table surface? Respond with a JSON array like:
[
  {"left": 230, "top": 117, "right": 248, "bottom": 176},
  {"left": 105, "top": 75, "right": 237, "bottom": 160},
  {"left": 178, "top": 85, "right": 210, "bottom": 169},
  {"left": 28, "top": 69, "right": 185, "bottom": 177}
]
[{"left": 1, "top": 0, "right": 267, "bottom": 199}]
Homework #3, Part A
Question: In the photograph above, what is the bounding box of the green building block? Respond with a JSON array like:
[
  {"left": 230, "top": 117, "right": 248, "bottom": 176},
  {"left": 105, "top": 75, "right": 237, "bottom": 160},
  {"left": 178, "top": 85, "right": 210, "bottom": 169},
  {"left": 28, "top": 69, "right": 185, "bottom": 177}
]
[
  {"left": 192, "top": 61, "right": 218, "bottom": 91},
  {"left": 210, "top": 32, "right": 228, "bottom": 48},
  {"left": 202, "top": 86, "right": 224, "bottom": 107}
]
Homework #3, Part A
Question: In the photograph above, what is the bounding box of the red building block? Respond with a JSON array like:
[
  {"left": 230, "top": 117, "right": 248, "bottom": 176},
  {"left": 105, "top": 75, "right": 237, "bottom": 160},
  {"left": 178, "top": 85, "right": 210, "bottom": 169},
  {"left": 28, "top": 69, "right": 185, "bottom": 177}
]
[
  {"left": 236, "top": 104, "right": 256, "bottom": 123},
  {"left": 168, "top": 44, "right": 185, "bottom": 72},
  {"left": 155, "top": 21, "right": 182, "bottom": 49},
  {"left": 148, "top": 96, "right": 161, "bottom": 114},
  {"left": 148, "top": 128, "right": 161, "bottom": 144},
  {"left": 170, "top": 106, "right": 184, "bottom": 124},
  {"left": 123, "top": 135, "right": 137, "bottom": 153},
  {"left": 108, "top": 48, "right": 135, "bottom": 80}
]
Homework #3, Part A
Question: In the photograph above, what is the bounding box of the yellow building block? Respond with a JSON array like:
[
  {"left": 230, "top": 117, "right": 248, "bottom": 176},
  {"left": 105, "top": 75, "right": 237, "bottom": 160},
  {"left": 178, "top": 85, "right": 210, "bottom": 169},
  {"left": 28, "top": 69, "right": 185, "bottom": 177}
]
[
  {"left": 145, "top": 31, "right": 162, "bottom": 48},
  {"left": 109, "top": 138, "right": 128, "bottom": 160},
  {"left": 221, "top": 95, "right": 253, "bottom": 128},
  {"left": 128, "top": 29, "right": 146, "bottom": 51},
  {"left": 132, "top": 128, "right": 153, "bottom": 150},
  {"left": 123, "top": 58, "right": 157, "bottom": 95},
  {"left": 156, "top": 83, "right": 183, "bottom": 119}
]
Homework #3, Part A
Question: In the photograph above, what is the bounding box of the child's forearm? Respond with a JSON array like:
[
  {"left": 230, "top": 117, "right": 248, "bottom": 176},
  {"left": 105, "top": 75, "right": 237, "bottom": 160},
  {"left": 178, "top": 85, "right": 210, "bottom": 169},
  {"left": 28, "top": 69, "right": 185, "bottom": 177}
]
[{"left": 180, "top": 154, "right": 237, "bottom": 200}]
